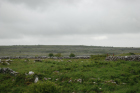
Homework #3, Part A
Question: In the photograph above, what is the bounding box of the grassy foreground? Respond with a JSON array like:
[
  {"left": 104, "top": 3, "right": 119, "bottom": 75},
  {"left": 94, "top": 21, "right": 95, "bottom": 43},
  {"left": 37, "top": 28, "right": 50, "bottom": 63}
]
[{"left": 0, "top": 58, "right": 140, "bottom": 93}]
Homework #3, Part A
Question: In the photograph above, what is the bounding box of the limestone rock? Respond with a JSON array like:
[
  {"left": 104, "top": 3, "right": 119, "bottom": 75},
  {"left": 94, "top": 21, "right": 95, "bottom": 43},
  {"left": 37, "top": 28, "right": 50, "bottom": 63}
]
[
  {"left": 29, "top": 71, "right": 34, "bottom": 75},
  {"left": 34, "top": 76, "right": 39, "bottom": 83}
]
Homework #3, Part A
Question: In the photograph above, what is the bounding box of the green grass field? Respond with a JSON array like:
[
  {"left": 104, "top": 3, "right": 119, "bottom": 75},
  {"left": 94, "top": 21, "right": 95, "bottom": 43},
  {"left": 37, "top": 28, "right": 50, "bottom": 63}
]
[{"left": 0, "top": 58, "right": 140, "bottom": 93}]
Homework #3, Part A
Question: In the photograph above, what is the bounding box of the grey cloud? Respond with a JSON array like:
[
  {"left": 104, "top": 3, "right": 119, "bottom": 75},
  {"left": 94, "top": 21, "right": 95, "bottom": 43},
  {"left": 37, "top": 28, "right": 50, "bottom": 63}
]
[
  {"left": 6, "top": 0, "right": 81, "bottom": 9},
  {"left": 0, "top": 0, "right": 140, "bottom": 47},
  {"left": 6, "top": 0, "right": 51, "bottom": 9}
]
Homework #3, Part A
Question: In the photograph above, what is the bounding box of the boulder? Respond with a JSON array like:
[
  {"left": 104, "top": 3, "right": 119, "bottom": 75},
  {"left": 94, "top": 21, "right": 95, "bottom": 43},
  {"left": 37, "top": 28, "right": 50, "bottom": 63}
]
[
  {"left": 34, "top": 76, "right": 39, "bottom": 83},
  {"left": 11, "top": 71, "right": 19, "bottom": 76},
  {"left": 5, "top": 62, "right": 10, "bottom": 65},
  {"left": 5, "top": 59, "right": 12, "bottom": 62},
  {"left": 3, "top": 68, "right": 7, "bottom": 72},
  {"left": 0, "top": 67, "right": 18, "bottom": 76},
  {"left": 29, "top": 71, "right": 34, "bottom": 75}
]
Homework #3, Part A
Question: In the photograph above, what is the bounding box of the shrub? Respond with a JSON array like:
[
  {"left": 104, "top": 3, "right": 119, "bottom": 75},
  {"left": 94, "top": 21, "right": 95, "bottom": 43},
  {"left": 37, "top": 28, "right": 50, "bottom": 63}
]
[
  {"left": 69, "top": 53, "right": 75, "bottom": 57},
  {"left": 15, "top": 73, "right": 35, "bottom": 86},
  {"left": 26, "top": 81, "right": 61, "bottom": 93},
  {"left": 15, "top": 74, "right": 26, "bottom": 85},
  {"left": 129, "top": 52, "right": 135, "bottom": 55},
  {"left": 48, "top": 53, "right": 54, "bottom": 58}
]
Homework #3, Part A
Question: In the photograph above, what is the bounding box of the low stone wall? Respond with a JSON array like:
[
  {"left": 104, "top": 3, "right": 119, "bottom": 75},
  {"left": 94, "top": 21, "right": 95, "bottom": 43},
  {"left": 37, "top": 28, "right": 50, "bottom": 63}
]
[
  {"left": 105, "top": 55, "right": 140, "bottom": 61},
  {"left": 0, "top": 56, "right": 90, "bottom": 59}
]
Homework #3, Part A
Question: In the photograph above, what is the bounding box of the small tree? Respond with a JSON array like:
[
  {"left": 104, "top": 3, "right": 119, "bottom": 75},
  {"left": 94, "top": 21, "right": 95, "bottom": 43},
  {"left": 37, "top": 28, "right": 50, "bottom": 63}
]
[
  {"left": 48, "top": 53, "right": 54, "bottom": 58},
  {"left": 69, "top": 53, "right": 75, "bottom": 57},
  {"left": 55, "top": 53, "right": 62, "bottom": 58}
]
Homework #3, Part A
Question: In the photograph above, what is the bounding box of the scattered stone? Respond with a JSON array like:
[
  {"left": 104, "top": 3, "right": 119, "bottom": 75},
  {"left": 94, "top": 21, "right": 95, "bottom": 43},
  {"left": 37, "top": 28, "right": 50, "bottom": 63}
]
[
  {"left": 77, "top": 79, "right": 82, "bottom": 83},
  {"left": 112, "top": 82, "right": 116, "bottom": 84},
  {"left": 5, "top": 62, "right": 10, "bottom": 65},
  {"left": 25, "top": 73, "right": 28, "bottom": 76},
  {"left": 24, "top": 60, "right": 29, "bottom": 62},
  {"left": 34, "top": 76, "right": 39, "bottom": 83},
  {"left": 48, "top": 78, "right": 51, "bottom": 80},
  {"left": 67, "top": 60, "right": 72, "bottom": 62},
  {"left": 3, "top": 68, "right": 7, "bottom": 72},
  {"left": 69, "top": 79, "right": 72, "bottom": 83},
  {"left": 43, "top": 77, "right": 51, "bottom": 80},
  {"left": 93, "top": 82, "right": 96, "bottom": 84},
  {"left": 29, "top": 71, "right": 34, "bottom": 75},
  {"left": 105, "top": 80, "right": 117, "bottom": 85},
  {"left": 0, "top": 67, "right": 18, "bottom": 76},
  {"left": 11, "top": 71, "right": 19, "bottom": 76},
  {"left": 44, "top": 77, "right": 48, "bottom": 80},
  {"left": 5, "top": 59, "right": 12, "bottom": 62}
]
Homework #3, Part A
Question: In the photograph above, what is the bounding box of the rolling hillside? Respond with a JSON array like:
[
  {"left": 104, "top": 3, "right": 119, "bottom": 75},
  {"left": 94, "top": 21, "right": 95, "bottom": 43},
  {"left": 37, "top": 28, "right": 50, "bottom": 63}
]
[{"left": 0, "top": 45, "right": 140, "bottom": 56}]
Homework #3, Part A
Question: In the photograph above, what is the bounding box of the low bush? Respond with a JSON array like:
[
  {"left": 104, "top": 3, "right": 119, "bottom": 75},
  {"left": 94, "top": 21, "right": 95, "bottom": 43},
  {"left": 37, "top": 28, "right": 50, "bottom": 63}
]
[
  {"left": 25, "top": 81, "right": 61, "bottom": 93},
  {"left": 129, "top": 52, "right": 135, "bottom": 55},
  {"left": 69, "top": 53, "right": 75, "bottom": 57}
]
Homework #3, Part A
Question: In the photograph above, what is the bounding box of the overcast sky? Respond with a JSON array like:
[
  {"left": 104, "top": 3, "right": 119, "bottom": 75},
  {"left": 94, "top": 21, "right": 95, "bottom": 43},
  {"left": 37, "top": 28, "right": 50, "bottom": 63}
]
[{"left": 0, "top": 0, "right": 140, "bottom": 47}]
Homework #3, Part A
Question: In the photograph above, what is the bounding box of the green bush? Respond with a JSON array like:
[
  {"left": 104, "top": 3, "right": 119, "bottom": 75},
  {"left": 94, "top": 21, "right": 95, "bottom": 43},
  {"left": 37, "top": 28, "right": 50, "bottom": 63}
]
[
  {"left": 15, "top": 73, "right": 35, "bottom": 86},
  {"left": 26, "top": 81, "right": 61, "bottom": 93},
  {"left": 48, "top": 53, "right": 54, "bottom": 58},
  {"left": 15, "top": 74, "right": 26, "bottom": 85},
  {"left": 69, "top": 53, "right": 75, "bottom": 57},
  {"left": 129, "top": 52, "right": 135, "bottom": 55}
]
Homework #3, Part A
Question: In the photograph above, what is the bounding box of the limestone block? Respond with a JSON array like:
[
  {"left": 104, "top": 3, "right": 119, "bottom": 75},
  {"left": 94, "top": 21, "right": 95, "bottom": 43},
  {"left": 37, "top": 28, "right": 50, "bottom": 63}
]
[{"left": 29, "top": 71, "right": 34, "bottom": 75}]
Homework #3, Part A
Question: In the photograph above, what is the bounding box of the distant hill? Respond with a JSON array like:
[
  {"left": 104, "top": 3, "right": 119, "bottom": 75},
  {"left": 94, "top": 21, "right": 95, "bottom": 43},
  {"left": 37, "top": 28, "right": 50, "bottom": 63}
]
[{"left": 0, "top": 45, "right": 140, "bottom": 56}]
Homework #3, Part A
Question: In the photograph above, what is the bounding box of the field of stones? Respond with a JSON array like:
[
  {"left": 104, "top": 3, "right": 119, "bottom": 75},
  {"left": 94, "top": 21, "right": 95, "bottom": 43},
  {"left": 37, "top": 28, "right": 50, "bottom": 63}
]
[{"left": 0, "top": 55, "right": 140, "bottom": 93}]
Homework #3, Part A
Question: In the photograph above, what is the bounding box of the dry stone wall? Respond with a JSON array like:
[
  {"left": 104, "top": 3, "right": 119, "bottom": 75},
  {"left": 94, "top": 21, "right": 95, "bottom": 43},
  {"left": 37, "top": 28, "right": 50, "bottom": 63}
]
[
  {"left": 0, "top": 56, "right": 90, "bottom": 59},
  {"left": 105, "top": 55, "right": 140, "bottom": 61}
]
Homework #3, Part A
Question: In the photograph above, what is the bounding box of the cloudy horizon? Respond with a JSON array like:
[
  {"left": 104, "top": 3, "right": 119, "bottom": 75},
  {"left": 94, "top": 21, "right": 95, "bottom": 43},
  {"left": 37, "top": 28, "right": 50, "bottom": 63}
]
[{"left": 0, "top": 0, "right": 140, "bottom": 47}]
